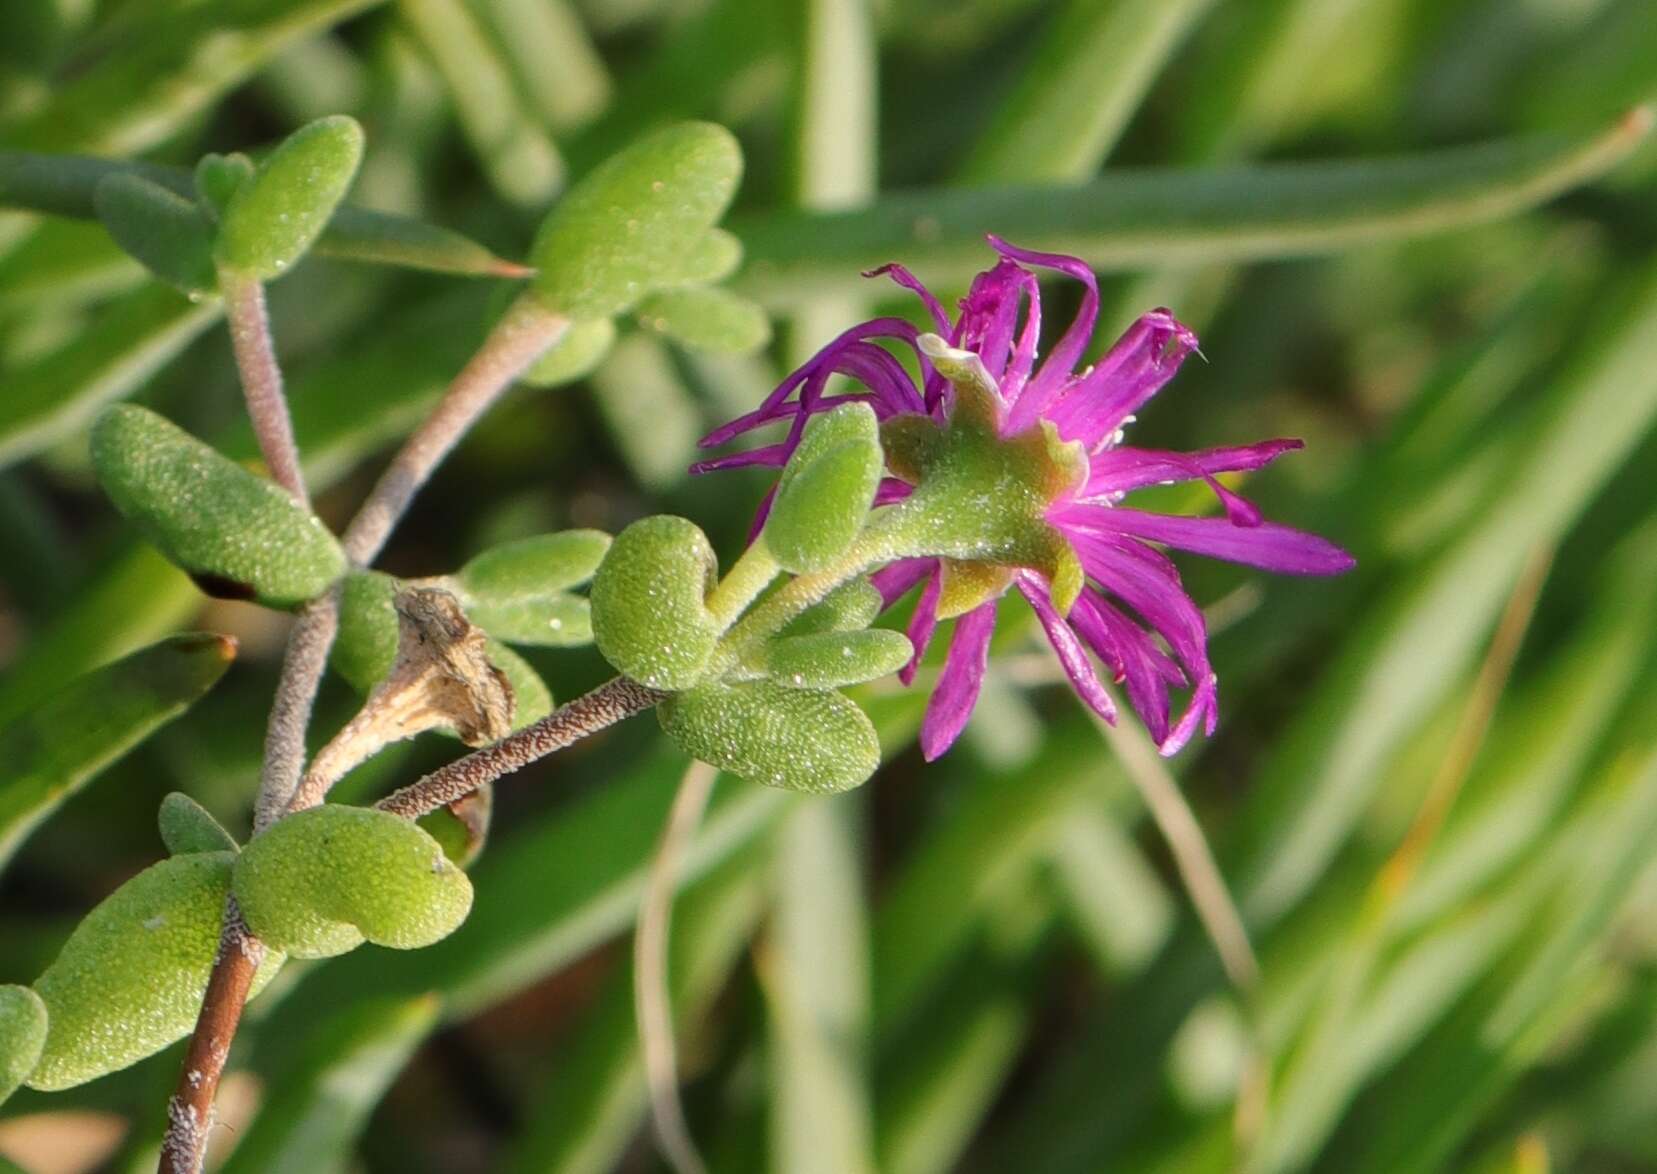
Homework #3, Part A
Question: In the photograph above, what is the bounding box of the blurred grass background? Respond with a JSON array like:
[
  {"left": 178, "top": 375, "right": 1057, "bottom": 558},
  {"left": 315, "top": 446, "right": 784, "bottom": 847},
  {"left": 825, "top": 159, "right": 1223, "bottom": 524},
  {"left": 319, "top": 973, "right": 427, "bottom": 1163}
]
[{"left": 1, "top": 0, "right": 1656, "bottom": 1171}]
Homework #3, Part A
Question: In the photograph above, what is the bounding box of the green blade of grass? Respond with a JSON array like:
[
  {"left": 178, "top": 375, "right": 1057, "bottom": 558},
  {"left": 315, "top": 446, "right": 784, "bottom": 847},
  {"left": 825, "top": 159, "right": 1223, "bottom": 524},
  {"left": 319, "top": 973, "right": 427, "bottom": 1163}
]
[
  {"left": 219, "top": 996, "right": 441, "bottom": 1174},
  {"left": 0, "top": 633, "right": 235, "bottom": 873},
  {"left": 764, "top": 798, "right": 878, "bottom": 1174},
  {"left": 0, "top": 283, "right": 221, "bottom": 471},
  {"left": 503, "top": 850, "right": 767, "bottom": 1174},
  {"left": 732, "top": 112, "right": 1651, "bottom": 307},
  {"left": 956, "top": 0, "right": 1216, "bottom": 184}
]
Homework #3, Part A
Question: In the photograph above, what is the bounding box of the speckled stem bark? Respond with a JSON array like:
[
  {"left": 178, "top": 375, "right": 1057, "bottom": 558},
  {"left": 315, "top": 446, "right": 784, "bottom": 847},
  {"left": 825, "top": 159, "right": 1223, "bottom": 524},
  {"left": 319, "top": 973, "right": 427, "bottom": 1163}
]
[
  {"left": 377, "top": 676, "right": 668, "bottom": 819},
  {"left": 220, "top": 272, "right": 308, "bottom": 506},
  {"left": 342, "top": 293, "right": 568, "bottom": 565}
]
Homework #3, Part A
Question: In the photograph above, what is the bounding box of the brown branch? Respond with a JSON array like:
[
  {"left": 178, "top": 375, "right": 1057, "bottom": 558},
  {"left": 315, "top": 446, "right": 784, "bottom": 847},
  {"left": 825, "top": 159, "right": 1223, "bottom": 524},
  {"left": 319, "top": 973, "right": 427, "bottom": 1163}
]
[
  {"left": 158, "top": 902, "right": 262, "bottom": 1174},
  {"left": 341, "top": 293, "right": 568, "bottom": 565},
  {"left": 220, "top": 272, "right": 308, "bottom": 506},
  {"left": 377, "top": 676, "right": 667, "bottom": 819}
]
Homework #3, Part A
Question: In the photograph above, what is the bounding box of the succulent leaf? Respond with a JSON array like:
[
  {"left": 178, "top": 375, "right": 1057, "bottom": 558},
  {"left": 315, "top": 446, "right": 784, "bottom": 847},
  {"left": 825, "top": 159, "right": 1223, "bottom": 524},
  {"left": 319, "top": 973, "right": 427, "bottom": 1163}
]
[
  {"left": 158, "top": 792, "right": 238, "bottom": 855},
  {"left": 233, "top": 806, "right": 473, "bottom": 960},
  {"left": 91, "top": 405, "right": 345, "bottom": 609},
  {"left": 589, "top": 515, "right": 720, "bottom": 690},
  {"left": 214, "top": 115, "right": 365, "bottom": 280},
  {"left": 766, "top": 403, "right": 883, "bottom": 574},
  {"left": 28, "top": 853, "right": 283, "bottom": 1090},
  {"left": 659, "top": 680, "right": 879, "bottom": 794},
  {"left": 529, "top": 122, "right": 742, "bottom": 318}
]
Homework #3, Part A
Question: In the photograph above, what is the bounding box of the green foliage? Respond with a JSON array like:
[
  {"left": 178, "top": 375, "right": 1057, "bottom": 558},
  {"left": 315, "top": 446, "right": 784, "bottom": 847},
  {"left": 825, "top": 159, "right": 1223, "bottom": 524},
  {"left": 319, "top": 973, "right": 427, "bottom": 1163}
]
[
  {"left": 761, "top": 628, "right": 913, "bottom": 689},
  {"left": 660, "top": 680, "right": 880, "bottom": 794},
  {"left": 1, "top": 4, "right": 1656, "bottom": 1170},
  {"left": 784, "top": 579, "right": 886, "bottom": 636},
  {"left": 0, "top": 633, "right": 234, "bottom": 872},
  {"left": 456, "top": 529, "right": 609, "bottom": 646},
  {"left": 232, "top": 806, "right": 474, "bottom": 959},
  {"left": 636, "top": 286, "right": 772, "bottom": 353},
  {"left": 521, "top": 317, "right": 617, "bottom": 387},
  {"left": 766, "top": 403, "right": 884, "bottom": 573},
  {"left": 158, "top": 792, "right": 239, "bottom": 855},
  {"left": 590, "top": 515, "right": 721, "bottom": 689},
  {"left": 0, "top": 986, "right": 48, "bottom": 1108},
  {"left": 91, "top": 405, "right": 346, "bottom": 608},
  {"left": 529, "top": 122, "right": 743, "bottom": 318},
  {"left": 193, "top": 152, "right": 255, "bottom": 220},
  {"left": 214, "top": 115, "right": 365, "bottom": 280},
  {"left": 28, "top": 852, "right": 284, "bottom": 1091},
  {"left": 92, "top": 173, "right": 216, "bottom": 294},
  {"left": 331, "top": 569, "right": 401, "bottom": 692},
  {"left": 219, "top": 995, "right": 441, "bottom": 1174}
]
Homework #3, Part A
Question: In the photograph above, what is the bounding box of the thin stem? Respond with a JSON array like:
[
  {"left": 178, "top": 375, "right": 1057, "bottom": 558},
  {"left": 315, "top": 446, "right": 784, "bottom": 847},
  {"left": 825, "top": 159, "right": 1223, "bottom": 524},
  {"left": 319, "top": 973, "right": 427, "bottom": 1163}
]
[
  {"left": 376, "top": 676, "right": 667, "bottom": 819},
  {"left": 704, "top": 541, "right": 780, "bottom": 629},
  {"left": 635, "top": 760, "right": 719, "bottom": 1174},
  {"left": 1085, "top": 695, "right": 1259, "bottom": 993},
  {"left": 160, "top": 904, "right": 262, "bottom": 1174},
  {"left": 342, "top": 293, "right": 568, "bottom": 565},
  {"left": 219, "top": 271, "right": 308, "bottom": 505},
  {"left": 253, "top": 597, "right": 341, "bottom": 831}
]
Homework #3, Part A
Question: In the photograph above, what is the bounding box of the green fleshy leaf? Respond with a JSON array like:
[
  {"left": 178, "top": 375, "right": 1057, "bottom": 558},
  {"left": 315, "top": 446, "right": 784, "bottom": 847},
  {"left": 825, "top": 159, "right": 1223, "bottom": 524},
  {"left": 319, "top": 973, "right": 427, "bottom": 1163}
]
[
  {"left": 417, "top": 786, "right": 492, "bottom": 870},
  {"left": 529, "top": 122, "right": 743, "bottom": 318},
  {"left": 459, "top": 530, "right": 612, "bottom": 598},
  {"left": 0, "top": 633, "right": 235, "bottom": 874},
  {"left": 457, "top": 529, "right": 608, "bottom": 647},
  {"left": 193, "top": 152, "right": 254, "bottom": 220},
  {"left": 782, "top": 579, "right": 885, "bottom": 637},
  {"left": 467, "top": 594, "right": 592, "bottom": 647},
  {"left": 91, "top": 405, "right": 346, "bottom": 609},
  {"left": 233, "top": 806, "right": 474, "bottom": 960},
  {"left": 762, "top": 629, "right": 913, "bottom": 689},
  {"left": 332, "top": 570, "right": 400, "bottom": 692},
  {"left": 766, "top": 403, "right": 883, "bottom": 574},
  {"left": 661, "top": 227, "right": 744, "bottom": 286},
  {"left": 92, "top": 172, "right": 217, "bottom": 294},
  {"left": 661, "top": 681, "right": 880, "bottom": 794},
  {"left": 521, "top": 317, "right": 617, "bottom": 387},
  {"left": 636, "top": 286, "right": 771, "bottom": 354},
  {"left": 486, "top": 639, "right": 554, "bottom": 730},
  {"left": 158, "top": 792, "right": 238, "bottom": 856},
  {"left": 0, "top": 986, "right": 47, "bottom": 1108},
  {"left": 590, "top": 515, "right": 721, "bottom": 690},
  {"left": 29, "top": 852, "right": 285, "bottom": 1091},
  {"left": 214, "top": 115, "right": 365, "bottom": 280}
]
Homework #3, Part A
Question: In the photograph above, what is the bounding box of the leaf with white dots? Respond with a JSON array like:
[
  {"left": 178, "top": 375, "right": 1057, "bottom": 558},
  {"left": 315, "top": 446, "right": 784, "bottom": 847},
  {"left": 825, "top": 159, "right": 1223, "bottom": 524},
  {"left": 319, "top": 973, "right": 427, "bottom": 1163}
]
[
  {"left": 28, "top": 852, "right": 284, "bottom": 1091},
  {"left": 232, "top": 806, "right": 474, "bottom": 960}
]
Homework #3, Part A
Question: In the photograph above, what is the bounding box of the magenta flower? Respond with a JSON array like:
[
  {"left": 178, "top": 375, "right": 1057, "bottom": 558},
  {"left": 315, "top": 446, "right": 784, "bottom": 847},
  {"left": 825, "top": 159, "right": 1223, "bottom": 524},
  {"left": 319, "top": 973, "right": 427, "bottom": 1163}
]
[{"left": 695, "top": 237, "right": 1353, "bottom": 760}]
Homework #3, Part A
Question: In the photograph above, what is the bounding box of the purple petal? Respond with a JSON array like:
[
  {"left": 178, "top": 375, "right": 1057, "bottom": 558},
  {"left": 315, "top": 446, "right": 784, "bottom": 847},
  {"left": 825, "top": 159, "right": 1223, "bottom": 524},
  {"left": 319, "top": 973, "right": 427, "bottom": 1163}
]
[
  {"left": 900, "top": 567, "right": 942, "bottom": 686},
  {"left": 920, "top": 598, "right": 998, "bottom": 761},
  {"left": 1058, "top": 504, "right": 1356, "bottom": 576},
  {"left": 688, "top": 443, "right": 792, "bottom": 475},
  {"left": 957, "top": 259, "right": 1038, "bottom": 390},
  {"left": 988, "top": 237, "right": 1099, "bottom": 422},
  {"left": 870, "top": 558, "right": 935, "bottom": 607},
  {"left": 1078, "top": 443, "right": 1287, "bottom": 525},
  {"left": 1083, "top": 439, "right": 1303, "bottom": 497},
  {"left": 1069, "top": 592, "right": 1174, "bottom": 745},
  {"left": 1158, "top": 670, "right": 1218, "bottom": 757},
  {"left": 1036, "top": 310, "right": 1199, "bottom": 450},
  {"left": 874, "top": 477, "right": 914, "bottom": 507},
  {"left": 1069, "top": 530, "right": 1210, "bottom": 672},
  {"left": 867, "top": 263, "right": 950, "bottom": 332},
  {"left": 1016, "top": 575, "right": 1116, "bottom": 723}
]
